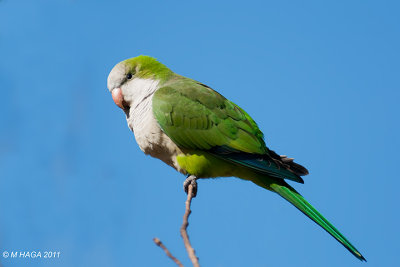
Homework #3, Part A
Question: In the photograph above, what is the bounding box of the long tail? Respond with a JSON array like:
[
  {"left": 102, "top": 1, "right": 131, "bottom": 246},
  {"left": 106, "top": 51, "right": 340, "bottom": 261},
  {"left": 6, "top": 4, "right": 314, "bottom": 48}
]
[{"left": 269, "top": 182, "right": 366, "bottom": 261}]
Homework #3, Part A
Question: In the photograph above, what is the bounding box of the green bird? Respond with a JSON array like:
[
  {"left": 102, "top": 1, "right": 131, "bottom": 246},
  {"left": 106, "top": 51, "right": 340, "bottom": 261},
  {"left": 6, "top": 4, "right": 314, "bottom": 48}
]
[{"left": 107, "top": 55, "right": 365, "bottom": 261}]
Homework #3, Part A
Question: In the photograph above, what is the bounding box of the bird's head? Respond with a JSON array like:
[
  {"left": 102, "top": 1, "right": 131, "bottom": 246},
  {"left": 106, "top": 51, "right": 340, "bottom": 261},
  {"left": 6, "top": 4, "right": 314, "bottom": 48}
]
[{"left": 107, "top": 55, "right": 172, "bottom": 112}]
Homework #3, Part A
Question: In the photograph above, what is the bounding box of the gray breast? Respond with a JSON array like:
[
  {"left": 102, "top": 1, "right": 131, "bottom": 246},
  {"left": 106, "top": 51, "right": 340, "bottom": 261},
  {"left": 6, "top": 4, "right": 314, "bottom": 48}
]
[{"left": 126, "top": 85, "right": 184, "bottom": 172}]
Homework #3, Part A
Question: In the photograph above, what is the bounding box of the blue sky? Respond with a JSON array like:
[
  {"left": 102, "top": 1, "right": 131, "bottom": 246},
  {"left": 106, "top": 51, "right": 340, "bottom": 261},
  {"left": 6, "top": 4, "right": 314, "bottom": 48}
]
[{"left": 0, "top": 0, "right": 399, "bottom": 266}]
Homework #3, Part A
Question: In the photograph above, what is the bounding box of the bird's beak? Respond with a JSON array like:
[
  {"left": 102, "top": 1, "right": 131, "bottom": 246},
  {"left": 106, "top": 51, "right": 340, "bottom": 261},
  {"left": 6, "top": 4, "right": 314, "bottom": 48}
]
[{"left": 111, "top": 88, "right": 127, "bottom": 110}]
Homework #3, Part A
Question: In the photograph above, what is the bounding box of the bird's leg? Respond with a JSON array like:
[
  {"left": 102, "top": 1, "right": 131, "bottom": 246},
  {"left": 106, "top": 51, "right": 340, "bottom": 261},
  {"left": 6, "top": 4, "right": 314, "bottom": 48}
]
[{"left": 183, "top": 175, "right": 198, "bottom": 198}]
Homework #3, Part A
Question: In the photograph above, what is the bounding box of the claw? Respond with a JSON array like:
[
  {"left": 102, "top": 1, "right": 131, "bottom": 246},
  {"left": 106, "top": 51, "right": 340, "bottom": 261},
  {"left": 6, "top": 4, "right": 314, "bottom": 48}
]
[{"left": 183, "top": 175, "right": 198, "bottom": 198}]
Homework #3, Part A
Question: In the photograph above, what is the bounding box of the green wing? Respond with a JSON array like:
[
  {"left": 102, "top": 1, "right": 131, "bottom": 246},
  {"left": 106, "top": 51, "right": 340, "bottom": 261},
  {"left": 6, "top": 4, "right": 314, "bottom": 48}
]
[{"left": 152, "top": 78, "right": 305, "bottom": 183}]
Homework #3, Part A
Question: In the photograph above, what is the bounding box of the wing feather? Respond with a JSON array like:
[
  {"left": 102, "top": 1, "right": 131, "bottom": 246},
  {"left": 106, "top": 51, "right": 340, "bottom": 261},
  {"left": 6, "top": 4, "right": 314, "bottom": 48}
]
[{"left": 152, "top": 78, "right": 307, "bottom": 182}]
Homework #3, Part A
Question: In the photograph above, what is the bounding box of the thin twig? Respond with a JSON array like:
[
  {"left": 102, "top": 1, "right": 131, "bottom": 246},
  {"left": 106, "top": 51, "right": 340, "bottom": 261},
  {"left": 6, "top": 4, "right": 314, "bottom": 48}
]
[
  {"left": 153, "top": 237, "right": 184, "bottom": 267},
  {"left": 180, "top": 184, "right": 200, "bottom": 267}
]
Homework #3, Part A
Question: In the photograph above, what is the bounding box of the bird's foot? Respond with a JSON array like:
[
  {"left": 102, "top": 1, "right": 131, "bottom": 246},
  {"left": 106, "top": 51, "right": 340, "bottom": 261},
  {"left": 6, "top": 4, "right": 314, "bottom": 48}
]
[{"left": 183, "top": 175, "right": 198, "bottom": 198}]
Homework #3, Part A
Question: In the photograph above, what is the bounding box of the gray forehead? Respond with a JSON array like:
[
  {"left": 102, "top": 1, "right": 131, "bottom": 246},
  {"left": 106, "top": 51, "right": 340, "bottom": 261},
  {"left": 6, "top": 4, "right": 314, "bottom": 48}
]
[{"left": 107, "top": 62, "right": 127, "bottom": 91}]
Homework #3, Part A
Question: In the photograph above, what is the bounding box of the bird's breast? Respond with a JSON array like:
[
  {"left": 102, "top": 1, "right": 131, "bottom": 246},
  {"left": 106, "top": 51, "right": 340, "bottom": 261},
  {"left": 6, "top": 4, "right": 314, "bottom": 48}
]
[{"left": 127, "top": 94, "right": 184, "bottom": 172}]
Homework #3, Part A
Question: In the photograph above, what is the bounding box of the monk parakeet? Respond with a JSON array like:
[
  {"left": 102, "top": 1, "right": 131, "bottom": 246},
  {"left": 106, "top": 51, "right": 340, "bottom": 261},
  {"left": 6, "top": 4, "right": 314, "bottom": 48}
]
[{"left": 107, "top": 55, "right": 365, "bottom": 261}]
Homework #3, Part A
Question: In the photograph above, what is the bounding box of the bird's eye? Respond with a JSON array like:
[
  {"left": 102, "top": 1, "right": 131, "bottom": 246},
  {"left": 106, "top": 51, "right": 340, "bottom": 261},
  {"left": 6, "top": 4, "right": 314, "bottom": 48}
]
[{"left": 126, "top": 73, "right": 133, "bottom": 80}]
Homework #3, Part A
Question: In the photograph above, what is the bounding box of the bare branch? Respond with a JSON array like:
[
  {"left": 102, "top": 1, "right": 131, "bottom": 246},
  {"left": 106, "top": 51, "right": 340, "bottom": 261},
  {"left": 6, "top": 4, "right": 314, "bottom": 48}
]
[
  {"left": 180, "top": 183, "right": 200, "bottom": 267},
  {"left": 153, "top": 237, "right": 184, "bottom": 267}
]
